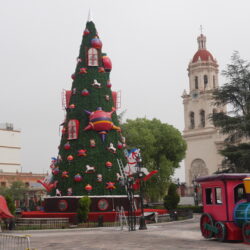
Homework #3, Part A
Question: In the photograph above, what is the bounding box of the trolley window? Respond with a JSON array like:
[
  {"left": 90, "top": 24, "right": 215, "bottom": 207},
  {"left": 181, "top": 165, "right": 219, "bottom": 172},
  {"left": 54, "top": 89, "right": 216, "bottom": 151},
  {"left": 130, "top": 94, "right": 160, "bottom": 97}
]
[
  {"left": 205, "top": 188, "right": 213, "bottom": 204},
  {"left": 215, "top": 187, "right": 222, "bottom": 204},
  {"left": 234, "top": 184, "right": 246, "bottom": 203}
]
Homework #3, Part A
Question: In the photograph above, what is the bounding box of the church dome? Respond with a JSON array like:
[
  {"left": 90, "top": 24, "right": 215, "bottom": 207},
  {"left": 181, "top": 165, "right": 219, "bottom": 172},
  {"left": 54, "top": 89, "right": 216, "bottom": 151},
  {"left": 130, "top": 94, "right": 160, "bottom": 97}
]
[
  {"left": 192, "top": 49, "right": 215, "bottom": 63},
  {"left": 192, "top": 33, "right": 215, "bottom": 63}
]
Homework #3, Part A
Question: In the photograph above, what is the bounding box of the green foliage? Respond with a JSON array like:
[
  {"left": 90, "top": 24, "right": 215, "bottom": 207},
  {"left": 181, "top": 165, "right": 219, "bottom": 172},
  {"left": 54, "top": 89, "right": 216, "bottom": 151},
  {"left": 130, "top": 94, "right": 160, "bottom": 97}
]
[
  {"left": 52, "top": 21, "right": 127, "bottom": 196},
  {"left": 177, "top": 205, "right": 203, "bottom": 213},
  {"left": 211, "top": 52, "right": 250, "bottom": 172},
  {"left": 4, "top": 195, "right": 16, "bottom": 215},
  {"left": 77, "top": 196, "right": 91, "bottom": 223},
  {"left": 0, "top": 181, "right": 28, "bottom": 201},
  {"left": 163, "top": 183, "right": 180, "bottom": 210},
  {"left": 121, "top": 118, "right": 186, "bottom": 201}
]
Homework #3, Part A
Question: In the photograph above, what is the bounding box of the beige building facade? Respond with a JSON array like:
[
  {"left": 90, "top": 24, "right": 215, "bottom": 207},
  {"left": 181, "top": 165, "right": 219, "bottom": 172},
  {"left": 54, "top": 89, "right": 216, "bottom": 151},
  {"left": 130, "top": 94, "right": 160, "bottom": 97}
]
[
  {"left": 0, "top": 123, "right": 21, "bottom": 173},
  {"left": 182, "top": 33, "right": 226, "bottom": 186}
]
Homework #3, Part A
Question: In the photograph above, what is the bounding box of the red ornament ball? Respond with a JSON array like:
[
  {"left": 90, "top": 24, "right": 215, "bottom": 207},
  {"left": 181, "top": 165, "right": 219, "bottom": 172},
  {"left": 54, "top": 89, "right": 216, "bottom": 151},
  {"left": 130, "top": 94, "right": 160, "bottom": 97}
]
[
  {"left": 91, "top": 37, "right": 102, "bottom": 49},
  {"left": 78, "top": 149, "right": 87, "bottom": 157},
  {"left": 105, "top": 161, "right": 113, "bottom": 169},
  {"left": 85, "top": 184, "right": 93, "bottom": 192},
  {"left": 62, "top": 127, "right": 67, "bottom": 134},
  {"left": 79, "top": 68, "right": 87, "bottom": 74},
  {"left": 67, "top": 155, "right": 74, "bottom": 161},
  {"left": 71, "top": 74, "right": 76, "bottom": 80},
  {"left": 74, "top": 174, "right": 83, "bottom": 182},
  {"left": 107, "top": 81, "right": 112, "bottom": 88},
  {"left": 102, "top": 56, "right": 112, "bottom": 72},
  {"left": 117, "top": 142, "right": 123, "bottom": 149},
  {"left": 98, "top": 67, "right": 105, "bottom": 73},
  {"left": 62, "top": 171, "right": 69, "bottom": 178},
  {"left": 64, "top": 142, "right": 71, "bottom": 150},
  {"left": 81, "top": 89, "right": 89, "bottom": 96},
  {"left": 83, "top": 28, "right": 90, "bottom": 36}
]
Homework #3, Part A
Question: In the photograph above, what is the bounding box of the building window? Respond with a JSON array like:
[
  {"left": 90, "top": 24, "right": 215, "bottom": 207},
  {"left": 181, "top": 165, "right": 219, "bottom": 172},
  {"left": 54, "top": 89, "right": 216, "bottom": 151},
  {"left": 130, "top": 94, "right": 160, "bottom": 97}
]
[
  {"left": 204, "top": 75, "right": 208, "bottom": 88},
  {"left": 213, "top": 75, "right": 216, "bottom": 88},
  {"left": 200, "top": 110, "right": 205, "bottom": 127},
  {"left": 88, "top": 48, "right": 99, "bottom": 66},
  {"left": 205, "top": 188, "right": 213, "bottom": 204},
  {"left": 189, "top": 112, "right": 195, "bottom": 129},
  {"left": 215, "top": 188, "right": 222, "bottom": 204},
  {"left": 195, "top": 76, "right": 198, "bottom": 89}
]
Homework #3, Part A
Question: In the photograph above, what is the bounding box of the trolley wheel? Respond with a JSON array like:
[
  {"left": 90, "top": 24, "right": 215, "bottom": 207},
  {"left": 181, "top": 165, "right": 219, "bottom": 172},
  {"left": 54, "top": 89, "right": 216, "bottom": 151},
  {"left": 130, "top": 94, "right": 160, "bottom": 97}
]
[
  {"left": 214, "top": 221, "right": 226, "bottom": 242},
  {"left": 242, "top": 222, "right": 250, "bottom": 244},
  {"left": 200, "top": 213, "right": 214, "bottom": 239}
]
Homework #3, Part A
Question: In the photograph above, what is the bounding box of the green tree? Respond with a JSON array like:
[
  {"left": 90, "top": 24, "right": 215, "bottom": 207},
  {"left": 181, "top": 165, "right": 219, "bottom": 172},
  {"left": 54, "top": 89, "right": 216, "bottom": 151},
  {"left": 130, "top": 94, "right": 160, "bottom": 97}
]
[
  {"left": 51, "top": 21, "right": 127, "bottom": 196},
  {"left": 121, "top": 118, "right": 186, "bottom": 201},
  {"left": 4, "top": 195, "right": 16, "bottom": 215},
  {"left": 211, "top": 52, "right": 250, "bottom": 172},
  {"left": 163, "top": 183, "right": 180, "bottom": 211},
  {"left": 77, "top": 196, "right": 91, "bottom": 223},
  {"left": 0, "top": 181, "right": 28, "bottom": 201}
]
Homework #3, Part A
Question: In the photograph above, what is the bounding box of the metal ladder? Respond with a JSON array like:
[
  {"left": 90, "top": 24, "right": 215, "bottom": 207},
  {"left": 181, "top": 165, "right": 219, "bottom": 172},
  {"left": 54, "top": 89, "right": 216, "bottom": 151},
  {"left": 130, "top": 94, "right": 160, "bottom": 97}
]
[{"left": 117, "top": 159, "right": 137, "bottom": 231}]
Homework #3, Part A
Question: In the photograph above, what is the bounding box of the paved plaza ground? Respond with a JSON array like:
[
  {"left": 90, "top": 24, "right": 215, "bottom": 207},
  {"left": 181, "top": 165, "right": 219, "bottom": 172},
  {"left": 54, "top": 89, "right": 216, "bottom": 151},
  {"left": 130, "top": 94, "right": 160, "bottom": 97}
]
[{"left": 13, "top": 215, "right": 250, "bottom": 250}]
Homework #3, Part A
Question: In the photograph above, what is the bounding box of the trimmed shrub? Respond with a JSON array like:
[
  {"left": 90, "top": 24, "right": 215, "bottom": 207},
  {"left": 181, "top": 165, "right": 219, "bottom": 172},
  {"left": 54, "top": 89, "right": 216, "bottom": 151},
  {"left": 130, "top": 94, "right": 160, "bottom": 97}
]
[
  {"left": 77, "top": 196, "right": 91, "bottom": 223},
  {"left": 163, "top": 183, "right": 180, "bottom": 210}
]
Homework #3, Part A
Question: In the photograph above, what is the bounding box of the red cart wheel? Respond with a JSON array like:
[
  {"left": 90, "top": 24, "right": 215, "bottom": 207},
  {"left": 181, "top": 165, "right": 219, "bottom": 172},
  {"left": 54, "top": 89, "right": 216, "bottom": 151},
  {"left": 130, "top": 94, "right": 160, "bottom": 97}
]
[
  {"left": 214, "top": 221, "right": 226, "bottom": 242},
  {"left": 200, "top": 213, "right": 214, "bottom": 239},
  {"left": 242, "top": 222, "right": 250, "bottom": 244}
]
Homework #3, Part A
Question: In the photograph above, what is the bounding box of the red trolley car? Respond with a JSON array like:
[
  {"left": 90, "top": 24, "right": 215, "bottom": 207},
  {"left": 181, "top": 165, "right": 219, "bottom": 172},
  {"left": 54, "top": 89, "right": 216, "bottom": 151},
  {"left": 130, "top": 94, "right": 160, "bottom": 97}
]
[{"left": 196, "top": 174, "right": 250, "bottom": 243}]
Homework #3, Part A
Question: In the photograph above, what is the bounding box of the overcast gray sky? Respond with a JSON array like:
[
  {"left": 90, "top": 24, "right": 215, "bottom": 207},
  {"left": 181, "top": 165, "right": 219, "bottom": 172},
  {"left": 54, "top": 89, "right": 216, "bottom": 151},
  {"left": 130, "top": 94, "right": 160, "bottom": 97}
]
[{"left": 0, "top": 0, "right": 250, "bottom": 181}]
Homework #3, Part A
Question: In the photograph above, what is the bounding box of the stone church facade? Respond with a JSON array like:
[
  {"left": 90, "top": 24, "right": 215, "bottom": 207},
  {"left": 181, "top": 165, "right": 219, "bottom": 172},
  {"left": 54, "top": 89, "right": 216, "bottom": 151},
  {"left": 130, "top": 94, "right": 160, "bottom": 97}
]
[{"left": 182, "top": 33, "right": 226, "bottom": 186}]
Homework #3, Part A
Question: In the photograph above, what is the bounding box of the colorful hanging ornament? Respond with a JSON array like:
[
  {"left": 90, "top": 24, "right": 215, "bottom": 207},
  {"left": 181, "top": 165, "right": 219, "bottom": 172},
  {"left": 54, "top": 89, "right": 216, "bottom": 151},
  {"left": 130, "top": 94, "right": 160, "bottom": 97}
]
[
  {"left": 85, "top": 184, "right": 93, "bottom": 193},
  {"left": 72, "top": 88, "right": 77, "bottom": 95},
  {"left": 83, "top": 107, "right": 121, "bottom": 142},
  {"left": 79, "top": 68, "right": 87, "bottom": 74},
  {"left": 98, "top": 67, "right": 105, "bottom": 73},
  {"left": 91, "top": 79, "right": 101, "bottom": 88},
  {"left": 105, "top": 161, "right": 113, "bottom": 170},
  {"left": 81, "top": 89, "right": 89, "bottom": 96},
  {"left": 67, "top": 187, "right": 73, "bottom": 196},
  {"left": 102, "top": 55, "right": 112, "bottom": 72},
  {"left": 64, "top": 142, "right": 71, "bottom": 150},
  {"left": 106, "top": 182, "right": 116, "bottom": 190},
  {"left": 62, "top": 171, "right": 69, "bottom": 178},
  {"left": 56, "top": 188, "right": 62, "bottom": 196},
  {"left": 71, "top": 74, "right": 76, "bottom": 80},
  {"left": 83, "top": 28, "right": 90, "bottom": 36},
  {"left": 117, "top": 141, "right": 123, "bottom": 149},
  {"left": 97, "top": 174, "right": 103, "bottom": 182},
  {"left": 85, "top": 165, "right": 96, "bottom": 173},
  {"left": 91, "top": 37, "right": 102, "bottom": 49},
  {"left": 105, "top": 95, "right": 110, "bottom": 101},
  {"left": 74, "top": 174, "right": 83, "bottom": 182},
  {"left": 78, "top": 149, "right": 87, "bottom": 157},
  {"left": 52, "top": 167, "right": 59, "bottom": 175},
  {"left": 69, "top": 104, "right": 75, "bottom": 109},
  {"left": 67, "top": 155, "right": 74, "bottom": 161},
  {"left": 106, "top": 80, "right": 112, "bottom": 88},
  {"left": 90, "top": 139, "right": 96, "bottom": 147},
  {"left": 107, "top": 143, "right": 117, "bottom": 153}
]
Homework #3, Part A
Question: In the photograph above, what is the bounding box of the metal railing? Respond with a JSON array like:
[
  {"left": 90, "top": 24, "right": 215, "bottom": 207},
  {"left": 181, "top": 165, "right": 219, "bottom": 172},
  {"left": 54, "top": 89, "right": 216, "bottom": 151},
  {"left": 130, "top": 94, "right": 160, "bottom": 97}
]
[{"left": 0, "top": 234, "right": 31, "bottom": 250}]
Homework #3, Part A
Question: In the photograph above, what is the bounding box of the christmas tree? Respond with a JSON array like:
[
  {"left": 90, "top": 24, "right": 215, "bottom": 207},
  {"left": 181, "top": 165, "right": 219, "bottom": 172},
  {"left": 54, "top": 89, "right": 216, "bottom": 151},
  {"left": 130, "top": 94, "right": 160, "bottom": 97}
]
[{"left": 50, "top": 21, "right": 127, "bottom": 197}]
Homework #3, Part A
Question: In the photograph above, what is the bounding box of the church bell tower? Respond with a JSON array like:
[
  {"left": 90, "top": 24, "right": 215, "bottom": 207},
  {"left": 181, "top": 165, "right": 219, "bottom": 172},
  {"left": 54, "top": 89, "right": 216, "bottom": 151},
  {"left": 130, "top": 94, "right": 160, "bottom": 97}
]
[{"left": 182, "top": 32, "right": 226, "bottom": 186}]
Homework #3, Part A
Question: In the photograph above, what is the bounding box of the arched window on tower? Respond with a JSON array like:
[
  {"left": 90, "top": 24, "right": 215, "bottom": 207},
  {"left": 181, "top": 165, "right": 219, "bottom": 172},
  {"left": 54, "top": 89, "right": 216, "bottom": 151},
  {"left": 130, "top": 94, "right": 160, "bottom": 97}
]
[
  {"left": 200, "top": 110, "right": 205, "bottom": 128},
  {"left": 189, "top": 111, "right": 195, "bottom": 129},
  {"left": 195, "top": 76, "right": 198, "bottom": 89},
  {"left": 213, "top": 75, "right": 216, "bottom": 88},
  {"left": 204, "top": 75, "right": 208, "bottom": 89},
  {"left": 88, "top": 48, "right": 99, "bottom": 66}
]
